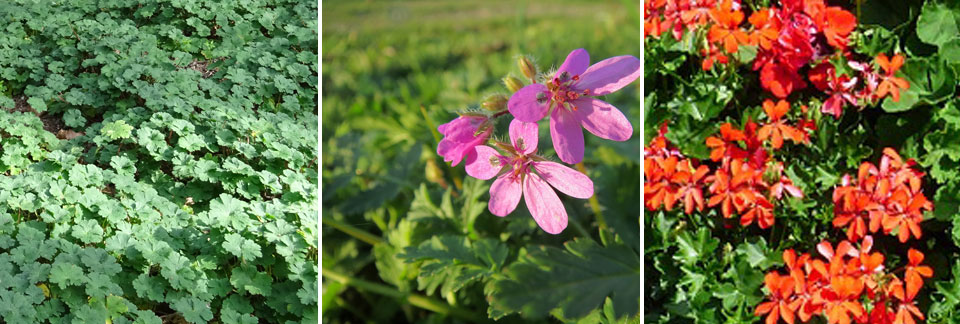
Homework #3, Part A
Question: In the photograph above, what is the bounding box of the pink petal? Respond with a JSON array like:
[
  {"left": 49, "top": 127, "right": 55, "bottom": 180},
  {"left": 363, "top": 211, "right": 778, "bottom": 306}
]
[
  {"left": 821, "top": 95, "right": 843, "bottom": 118},
  {"left": 437, "top": 138, "right": 468, "bottom": 166},
  {"left": 509, "top": 119, "right": 539, "bottom": 154},
  {"left": 550, "top": 109, "right": 584, "bottom": 164},
  {"left": 556, "top": 48, "right": 590, "bottom": 79},
  {"left": 489, "top": 174, "right": 522, "bottom": 217},
  {"left": 576, "top": 55, "right": 642, "bottom": 96},
  {"left": 508, "top": 83, "right": 550, "bottom": 123},
  {"left": 522, "top": 173, "right": 567, "bottom": 234},
  {"left": 784, "top": 184, "right": 803, "bottom": 198},
  {"left": 465, "top": 146, "right": 503, "bottom": 180},
  {"left": 532, "top": 161, "right": 593, "bottom": 199},
  {"left": 572, "top": 97, "right": 633, "bottom": 141},
  {"left": 861, "top": 236, "right": 873, "bottom": 254},
  {"left": 817, "top": 241, "right": 834, "bottom": 259}
]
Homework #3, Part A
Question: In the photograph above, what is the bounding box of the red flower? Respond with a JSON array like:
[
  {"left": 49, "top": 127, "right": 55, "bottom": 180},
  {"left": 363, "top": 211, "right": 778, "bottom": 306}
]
[
  {"left": 814, "top": 6, "right": 857, "bottom": 50},
  {"left": 760, "top": 63, "right": 807, "bottom": 99}
]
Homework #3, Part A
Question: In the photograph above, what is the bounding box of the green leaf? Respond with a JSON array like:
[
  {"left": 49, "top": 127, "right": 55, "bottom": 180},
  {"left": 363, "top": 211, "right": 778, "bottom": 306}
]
[
  {"left": 63, "top": 109, "right": 86, "bottom": 128},
  {"left": 917, "top": 2, "right": 960, "bottom": 47},
  {"left": 101, "top": 120, "right": 134, "bottom": 140},
  {"left": 939, "top": 37, "right": 960, "bottom": 64},
  {"left": 491, "top": 238, "right": 640, "bottom": 320},
  {"left": 674, "top": 228, "right": 719, "bottom": 266},
  {"left": 399, "top": 235, "right": 506, "bottom": 296},
  {"left": 882, "top": 56, "right": 956, "bottom": 112},
  {"left": 930, "top": 260, "right": 960, "bottom": 320},
  {"left": 881, "top": 90, "right": 921, "bottom": 112},
  {"left": 49, "top": 262, "right": 85, "bottom": 287},
  {"left": 222, "top": 233, "right": 262, "bottom": 260},
  {"left": 230, "top": 265, "right": 273, "bottom": 296},
  {"left": 171, "top": 296, "right": 214, "bottom": 324},
  {"left": 72, "top": 219, "right": 104, "bottom": 244},
  {"left": 178, "top": 133, "right": 206, "bottom": 152},
  {"left": 735, "top": 237, "right": 780, "bottom": 269},
  {"left": 26, "top": 97, "right": 47, "bottom": 113}
]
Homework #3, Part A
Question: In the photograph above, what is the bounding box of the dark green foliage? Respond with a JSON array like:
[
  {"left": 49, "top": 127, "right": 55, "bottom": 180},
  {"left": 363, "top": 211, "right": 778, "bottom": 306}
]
[{"left": 0, "top": 0, "right": 318, "bottom": 322}]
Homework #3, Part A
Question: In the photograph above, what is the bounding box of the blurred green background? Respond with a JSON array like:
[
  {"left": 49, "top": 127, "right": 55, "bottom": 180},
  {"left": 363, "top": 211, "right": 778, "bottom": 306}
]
[{"left": 321, "top": 0, "right": 642, "bottom": 322}]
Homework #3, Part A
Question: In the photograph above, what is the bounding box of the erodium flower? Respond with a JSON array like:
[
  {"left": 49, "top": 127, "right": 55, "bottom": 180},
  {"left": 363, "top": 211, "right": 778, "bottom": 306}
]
[
  {"left": 464, "top": 119, "right": 593, "bottom": 234},
  {"left": 436, "top": 114, "right": 493, "bottom": 166},
  {"left": 507, "top": 48, "right": 640, "bottom": 164}
]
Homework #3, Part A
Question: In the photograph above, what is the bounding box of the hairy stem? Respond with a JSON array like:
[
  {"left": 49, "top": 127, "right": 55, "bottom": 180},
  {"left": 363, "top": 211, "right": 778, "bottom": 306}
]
[
  {"left": 321, "top": 216, "right": 384, "bottom": 245},
  {"left": 321, "top": 267, "right": 489, "bottom": 323}
]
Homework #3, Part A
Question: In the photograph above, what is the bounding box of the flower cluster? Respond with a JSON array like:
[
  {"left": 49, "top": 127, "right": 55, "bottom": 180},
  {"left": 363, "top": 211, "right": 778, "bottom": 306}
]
[
  {"left": 808, "top": 53, "right": 909, "bottom": 119},
  {"left": 832, "top": 148, "right": 932, "bottom": 243},
  {"left": 643, "top": 103, "right": 808, "bottom": 229},
  {"left": 644, "top": 0, "right": 909, "bottom": 118},
  {"left": 436, "top": 49, "right": 639, "bottom": 234},
  {"left": 643, "top": 0, "right": 718, "bottom": 41},
  {"left": 756, "top": 237, "right": 933, "bottom": 324},
  {"left": 644, "top": 123, "right": 710, "bottom": 215},
  {"left": 706, "top": 102, "right": 809, "bottom": 228}
]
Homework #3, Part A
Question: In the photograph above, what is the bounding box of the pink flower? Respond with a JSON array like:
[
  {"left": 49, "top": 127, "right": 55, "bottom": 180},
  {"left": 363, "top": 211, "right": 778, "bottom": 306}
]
[
  {"left": 465, "top": 119, "right": 594, "bottom": 234},
  {"left": 810, "top": 62, "right": 859, "bottom": 119},
  {"left": 437, "top": 114, "right": 492, "bottom": 166},
  {"left": 507, "top": 48, "right": 640, "bottom": 164}
]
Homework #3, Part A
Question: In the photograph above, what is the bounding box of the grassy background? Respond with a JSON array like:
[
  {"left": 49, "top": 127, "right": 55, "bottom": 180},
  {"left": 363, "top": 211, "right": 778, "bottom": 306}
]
[{"left": 321, "top": 0, "right": 642, "bottom": 322}]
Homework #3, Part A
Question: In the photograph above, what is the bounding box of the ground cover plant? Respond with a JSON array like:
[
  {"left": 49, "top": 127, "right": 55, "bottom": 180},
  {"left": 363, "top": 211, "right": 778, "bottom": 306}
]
[
  {"left": 0, "top": 0, "right": 318, "bottom": 322},
  {"left": 645, "top": 0, "right": 960, "bottom": 322},
  {"left": 321, "top": 0, "right": 642, "bottom": 323}
]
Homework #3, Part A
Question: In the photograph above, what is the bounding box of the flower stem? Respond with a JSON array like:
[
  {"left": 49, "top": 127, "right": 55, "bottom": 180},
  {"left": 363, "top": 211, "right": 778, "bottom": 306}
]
[
  {"left": 321, "top": 216, "right": 384, "bottom": 245},
  {"left": 491, "top": 109, "right": 510, "bottom": 118},
  {"left": 421, "top": 105, "right": 441, "bottom": 145},
  {"left": 322, "top": 267, "right": 489, "bottom": 323},
  {"left": 576, "top": 163, "right": 606, "bottom": 229}
]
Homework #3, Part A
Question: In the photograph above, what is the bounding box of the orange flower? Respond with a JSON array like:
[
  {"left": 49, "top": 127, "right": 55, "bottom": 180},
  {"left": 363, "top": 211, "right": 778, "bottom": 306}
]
[
  {"left": 880, "top": 189, "right": 927, "bottom": 243},
  {"left": 824, "top": 276, "right": 865, "bottom": 324},
  {"left": 706, "top": 123, "right": 746, "bottom": 161},
  {"left": 748, "top": 8, "right": 780, "bottom": 50},
  {"left": 831, "top": 148, "right": 931, "bottom": 242},
  {"left": 701, "top": 43, "right": 730, "bottom": 71},
  {"left": 707, "top": 168, "right": 737, "bottom": 218},
  {"left": 707, "top": 0, "right": 748, "bottom": 53},
  {"left": 757, "top": 99, "right": 804, "bottom": 149},
  {"left": 674, "top": 162, "right": 711, "bottom": 214},
  {"left": 875, "top": 53, "right": 910, "bottom": 102},
  {"left": 762, "top": 238, "right": 931, "bottom": 324},
  {"left": 755, "top": 272, "right": 801, "bottom": 324},
  {"left": 644, "top": 156, "right": 681, "bottom": 211},
  {"left": 887, "top": 277, "right": 925, "bottom": 324},
  {"left": 904, "top": 249, "right": 933, "bottom": 301}
]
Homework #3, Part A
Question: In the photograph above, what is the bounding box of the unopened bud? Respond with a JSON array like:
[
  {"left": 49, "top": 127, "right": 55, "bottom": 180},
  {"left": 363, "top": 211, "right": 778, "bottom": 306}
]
[
  {"left": 482, "top": 94, "right": 508, "bottom": 111},
  {"left": 518, "top": 56, "right": 537, "bottom": 80},
  {"left": 502, "top": 76, "right": 524, "bottom": 93}
]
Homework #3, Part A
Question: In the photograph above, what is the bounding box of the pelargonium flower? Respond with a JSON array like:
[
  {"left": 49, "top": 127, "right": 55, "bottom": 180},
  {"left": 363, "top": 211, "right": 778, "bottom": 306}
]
[
  {"left": 875, "top": 53, "right": 909, "bottom": 102},
  {"left": 464, "top": 119, "right": 594, "bottom": 234},
  {"left": 507, "top": 48, "right": 640, "bottom": 164},
  {"left": 436, "top": 114, "right": 492, "bottom": 166},
  {"left": 809, "top": 62, "right": 859, "bottom": 119}
]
